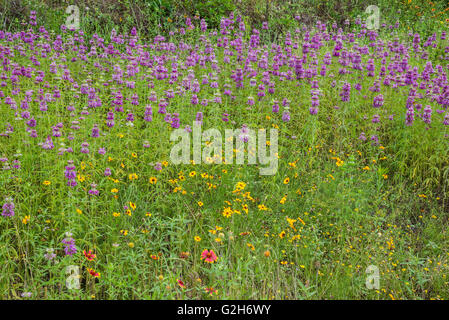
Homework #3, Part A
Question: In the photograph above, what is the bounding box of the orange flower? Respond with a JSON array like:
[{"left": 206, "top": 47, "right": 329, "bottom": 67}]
[
  {"left": 87, "top": 268, "right": 100, "bottom": 278},
  {"left": 83, "top": 250, "right": 96, "bottom": 261},
  {"left": 205, "top": 287, "right": 218, "bottom": 296},
  {"left": 177, "top": 279, "right": 185, "bottom": 289},
  {"left": 201, "top": 249, "right": 218, "bottom": 263}
]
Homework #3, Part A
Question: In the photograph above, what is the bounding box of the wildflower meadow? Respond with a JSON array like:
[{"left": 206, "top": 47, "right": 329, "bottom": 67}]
[{"left": 1, "top": 0, "right": 449, "bottom": 300}]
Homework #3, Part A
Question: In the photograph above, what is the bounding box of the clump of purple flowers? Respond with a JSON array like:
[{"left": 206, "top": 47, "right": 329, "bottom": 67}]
[
  {"left": 340, "top": 82, "right": 351, "bottom": 102},
  {"left": 61, "top": 232, "right": 77, "bottom": 256},
  {"left": 2, "top": 197, "right": 15, "bottom": 217},
  {"left": 405, "top": 107, "right": 414, "bottom": 126},
  {"left": 373, "top": 94, "right": 384, "bottom": 108},
  {"left": 41, "top": 136, "right": 54, "bottom": 150},
  {"left": 88, "top": 183, "right": 99, "bottom": 196},
  {"left": 154, "top": 162, "right": 162, "bottom": 171},
  {"left": 44, "top": 248, "right": 57, "bottom": 261},
  {"left": 422, "top": 105, "right": 432, "bottom": 125},
  {"left": 359, "top": 132, "right": 367, "bottom": 141},
  {"left": 64, "top": 160, "right": 77, "bottom": 187},
  {"left": 282, "top": 108, "right": 291, "bottom": 122},
  {"left": 444, "top": 113, "right": 449, "bottom": 126}
]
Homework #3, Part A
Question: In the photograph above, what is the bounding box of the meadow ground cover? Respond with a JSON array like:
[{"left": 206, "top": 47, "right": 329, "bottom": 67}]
[{"left": 0, "top": 9, "right": 449, "bottom": 300}]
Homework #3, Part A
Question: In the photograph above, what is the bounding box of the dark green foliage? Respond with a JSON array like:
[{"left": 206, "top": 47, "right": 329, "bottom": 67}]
[{"left": 1, "top": 0, "right": 447, "bottom": 40}]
